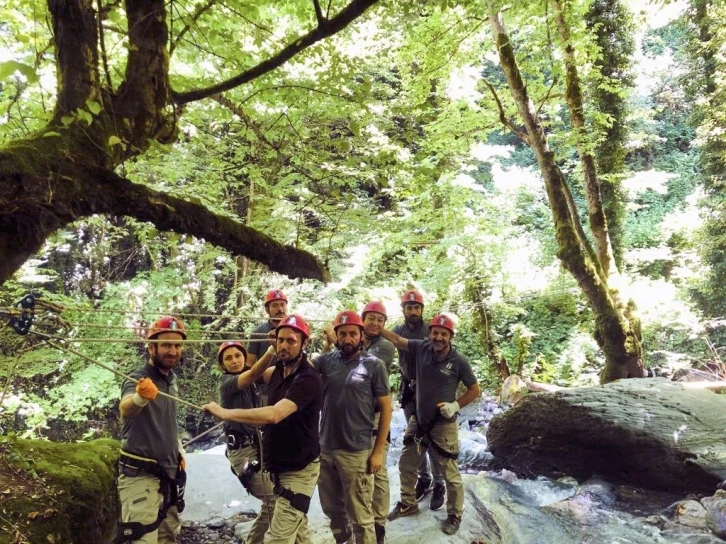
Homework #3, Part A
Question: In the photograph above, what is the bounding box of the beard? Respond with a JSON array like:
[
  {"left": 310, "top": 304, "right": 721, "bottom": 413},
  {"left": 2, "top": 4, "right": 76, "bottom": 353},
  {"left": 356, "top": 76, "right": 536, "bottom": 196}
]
[
  {"left": 432, "top": 339, "right": 449, "bottom": 353},
  {"left": 405, "top": 315, "right": 422, "bottom": 327},
  {"left": 340, "top": 342, "right": 359, "bottom": 357},
  {"left": 152, "top": 352, "right": 179, "bottom": 371},
  {"left": 278, "top": 349, "right": 302, "bottom": 366}
]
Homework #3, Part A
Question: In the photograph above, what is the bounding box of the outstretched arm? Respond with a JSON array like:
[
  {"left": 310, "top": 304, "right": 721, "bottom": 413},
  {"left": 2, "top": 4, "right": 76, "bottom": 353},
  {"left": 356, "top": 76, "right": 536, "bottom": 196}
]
[
  {"left": 237, "top": 345, "right": 276, "bottom": 389},
  {"left": 380, "top": 328, "right": 409, "bottom": 351},
  {"left": 203, "top": 398, "right": 298, "bottom": 425}
]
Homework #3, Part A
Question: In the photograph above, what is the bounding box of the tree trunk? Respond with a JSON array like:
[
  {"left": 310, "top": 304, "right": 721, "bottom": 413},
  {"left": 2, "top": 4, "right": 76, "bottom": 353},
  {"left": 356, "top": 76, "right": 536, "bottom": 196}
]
[
  {"left": 552, "top": 0, "right": 618, "bottom": 278},
  {"left": 488, "top": 12, "right": 644, "bottom": 382}
]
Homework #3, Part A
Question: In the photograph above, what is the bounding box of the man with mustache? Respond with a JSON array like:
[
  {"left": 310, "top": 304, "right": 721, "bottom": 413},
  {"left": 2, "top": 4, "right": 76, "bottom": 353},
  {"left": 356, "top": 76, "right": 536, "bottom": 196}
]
[
  {"left": 381, "top": 314, "right": 481, "bottom": 536},
  {"left": 315, "top": 310, "right": 392, "bottom": 544},
  {"left": 391, "top": 291, "right": 445, "bottom": 511},
  {"left": 247, "top": 289, "right": 290, "bottom": 368},
  {"left": 204, "top": 315, "right": 323, "bottom": 544},
  {"left": 360, "top": 301, "right": 395, "bottom": 544},
  {"left": 117, "top": 316, "right": 187, "bottom": 544},
  {"left": 216, "top": 340, "right": 277, "bottom": 543}
]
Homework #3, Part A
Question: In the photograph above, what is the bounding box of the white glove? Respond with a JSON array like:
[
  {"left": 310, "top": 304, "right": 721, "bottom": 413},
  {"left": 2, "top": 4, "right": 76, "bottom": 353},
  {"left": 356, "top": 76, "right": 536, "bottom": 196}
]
[{"left": 438, "top": 401, "right": 460, "bottom": 419}]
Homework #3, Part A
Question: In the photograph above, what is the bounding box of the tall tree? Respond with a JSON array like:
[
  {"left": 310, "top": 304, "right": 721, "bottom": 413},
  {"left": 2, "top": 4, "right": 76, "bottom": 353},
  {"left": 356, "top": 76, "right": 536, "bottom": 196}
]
[
  {"left": 0, "top": 0, "right": 383, "bottom": 286},
  {"left": 486, "top": 8, "right": 644, "bottom": 382}
]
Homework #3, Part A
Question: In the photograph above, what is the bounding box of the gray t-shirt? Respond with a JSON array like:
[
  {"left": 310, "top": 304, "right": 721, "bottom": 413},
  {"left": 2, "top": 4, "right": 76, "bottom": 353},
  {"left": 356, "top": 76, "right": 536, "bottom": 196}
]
[
  {"left": 247, "top": 320, "right": 275, "bottom": 360},
  {"left": 219, "top": 374, "right": 261, "bottom": 437},
  {"left": 316, "top": 350, "right": 389, "bottom": 451},
  {"left": 407, "top": 339, "right": 477, "bottom": 427},
  {"left": 392, "top": 321, "right": 429, "bottom": 381},
  {"left": 365, "top": 335, "right": 395, "bottom": 373},
  {"left": 121, "top": 363, "right": 180, "bottom": 477}
]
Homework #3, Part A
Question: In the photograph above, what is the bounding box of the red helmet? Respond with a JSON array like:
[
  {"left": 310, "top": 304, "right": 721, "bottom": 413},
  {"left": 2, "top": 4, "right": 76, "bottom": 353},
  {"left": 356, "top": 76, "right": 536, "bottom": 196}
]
[
  {"left": 401, "top": 290, "right": 424, "bottom": 307},
  {"left": 361, "top": 301, "right": 387, "bottom": 320},
  {"left": 429, "top": 314, "right": 455, "bottom": 335},
  {"left": 333, "top": 310, "right": 364, "bottom": 331},
  {"left": 276, "top": 314, "right": 310, "bottom": 340},
  {"left": 148, "top": 316, "right": 186, "bottom": 340},
  {"left": 264, "top": 289, "right": 288, "bottom": 307},
  {"left": 217, "top": 341, "right": 248, "bottom": 364}
]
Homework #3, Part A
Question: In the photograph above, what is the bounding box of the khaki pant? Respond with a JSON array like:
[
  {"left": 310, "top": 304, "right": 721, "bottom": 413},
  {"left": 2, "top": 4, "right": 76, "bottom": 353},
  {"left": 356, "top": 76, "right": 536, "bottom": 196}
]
[
  {"left": 371, "top": 439, "right": 389, "bottom": 527},
  {"left": 118, "top": 473, "right": 180, "bottom": 544},
  {"left": 266, "top": 458, "right": 320, "bottom": 544},
  {"left": 397, "top": 416, "right": 463, "bottom": 517},
  {"left": 318, "top": 447, "right": 375, "bottom": 544},
  {"left": 229, "top": 445, "right": 276, "bottom": 544},
  {"left": 403, "top": 401, "right": 443, "bottom": 484}
]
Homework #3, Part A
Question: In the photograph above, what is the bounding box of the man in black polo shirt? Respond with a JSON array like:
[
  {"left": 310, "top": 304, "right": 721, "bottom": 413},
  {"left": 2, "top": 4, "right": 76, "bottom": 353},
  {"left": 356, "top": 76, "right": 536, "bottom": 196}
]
[
  {"left": 316, "top": 310, "right": 391, "bottom": 544},
  {"left": 381, "top": 314, "right": 480, "bottom": 536},
  {"left": 360, "top": 301, "right": 395, "bottom": 544},
  {"left": 217, "top": 340, "right": 277, "bottom": 543},
  {"left": 117, "top": 316, "right": 187, "bottom": 544},
  {"left": 204, "top": 315, "right": 322, "bottom": 544},
  {"left": 391, "top": 290, "right": 444, "bottom": 509}
]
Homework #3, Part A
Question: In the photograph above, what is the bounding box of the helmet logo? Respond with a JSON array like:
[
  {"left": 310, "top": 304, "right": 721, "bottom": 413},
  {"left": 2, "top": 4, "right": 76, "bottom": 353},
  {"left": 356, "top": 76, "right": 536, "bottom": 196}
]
[
  {"left": 275, "top": 290, "right": 282, "bottom": 299},
  {"left": 170, "top": 320, "right": 179, "bottom": 330},
  {"left": 439, "top": 317, "right": 447, "bottom": 326},
  {"left": 340, "top": 314, "right": 349, "bottom": 324},
  {"left": 288, "top": 316, "right": 297, "bottom": 326},
  {"left": 409, "top": 293, "right": 416, "bottom": 301}
]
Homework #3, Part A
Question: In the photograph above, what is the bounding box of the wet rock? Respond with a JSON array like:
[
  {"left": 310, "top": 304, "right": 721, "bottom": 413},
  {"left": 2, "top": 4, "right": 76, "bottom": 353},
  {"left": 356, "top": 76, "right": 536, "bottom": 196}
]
[
  {"left": 488, "top": 378, "right": 726, "bottom": 493},
  {"left": 579, "top": 478, "right": 616, "bottom": 507},
  {"left": 673, "top": 500, "right": 708, "bottom": 529},
  {"left": 660, "top": 530, "right": 725, "bottom": 544},
  {"left": 500, "top": 375, "right": 528, "bottom": 406},
  {"left": 705, "top": 498, "right": 726, "bottom": 538},
  {"left": 643, "top": 514, "right": 667, "bottom": 529}
]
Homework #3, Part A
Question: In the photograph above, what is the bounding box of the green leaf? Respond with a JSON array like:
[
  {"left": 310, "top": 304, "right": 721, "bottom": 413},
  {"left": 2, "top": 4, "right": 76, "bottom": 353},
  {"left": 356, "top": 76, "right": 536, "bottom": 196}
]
[
  {"left": 0, "top": 61, "right": 38, "bottom": 84},
  {"left": 76, "top": 109, "right": 93, "bottom": 126},
  {"left": 349, "top": 121, "right": 361, "bottom": 137},
  {"left": 42, "top": 131, "right": 62, "bottom": 138},
  {"left": 60, "top": 115, "right": 74, "bottom": 127},
  {"left": 86, "top": 100, "right": 102, "bottom": 115},
  {"left": 108, "top": 136, "right": 123, "bottom": 146}
]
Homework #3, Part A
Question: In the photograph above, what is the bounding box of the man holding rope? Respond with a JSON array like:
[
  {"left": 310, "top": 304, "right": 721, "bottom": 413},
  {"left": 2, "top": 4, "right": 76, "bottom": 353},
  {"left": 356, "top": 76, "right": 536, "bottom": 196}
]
[
  {"left": 204, "top": 314, "right": 323, "bottom": 544},
  {"left": 117, "top": 316, "right": 188, "bottom": 544}
]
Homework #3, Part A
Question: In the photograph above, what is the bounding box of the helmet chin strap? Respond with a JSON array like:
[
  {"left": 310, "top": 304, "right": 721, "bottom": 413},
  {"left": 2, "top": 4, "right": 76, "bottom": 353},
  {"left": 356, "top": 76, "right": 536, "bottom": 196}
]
[{"left": 282, "top": 350, "right": 305, "bottom": 367}]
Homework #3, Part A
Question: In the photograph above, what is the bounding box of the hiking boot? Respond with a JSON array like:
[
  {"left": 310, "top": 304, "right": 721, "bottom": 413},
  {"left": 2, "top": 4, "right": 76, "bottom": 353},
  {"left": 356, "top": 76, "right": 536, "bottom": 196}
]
[
  {"left": 442, "top": 514, "right": 462, "bottom": 535},
  {"left": 414, "top": 477, "right": 433, "bottom": 502},
  {"left": 430, "top": 482, "right": 446, "bottom": 511},
  {"left": 375, "top": 523, "right": 385, "bottom": 544},
  {"left": 387, "top": 501, "right": 419, "bottom": 521}
]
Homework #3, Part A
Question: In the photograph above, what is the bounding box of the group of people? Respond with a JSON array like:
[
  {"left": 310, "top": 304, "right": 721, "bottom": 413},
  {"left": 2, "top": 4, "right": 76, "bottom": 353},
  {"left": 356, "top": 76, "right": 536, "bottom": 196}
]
[{"left": 116, "top": 289, "right": 481, "bottom": 544}]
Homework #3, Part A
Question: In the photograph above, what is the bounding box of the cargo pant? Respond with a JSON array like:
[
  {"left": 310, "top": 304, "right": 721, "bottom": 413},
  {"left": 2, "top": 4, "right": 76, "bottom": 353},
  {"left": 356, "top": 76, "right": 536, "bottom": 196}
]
[
  {"left": 397, "top": 416, "right": 463, "bottom": 517},
  {"left": 267, "top": 458, "right": 321, "bottom": 544},
  {"left": 118, "top": 473, "right": 181, "bottom": 544},
  {"left": 403, "top": 401, "right": 443, "bottom": 485},
  {"left": 228, "top": 444, "right": 276, "bottom": 544},
  {"left": 318, "top": 447, "right": 376, "bottom": 544},
  {"left": 371, "top": 439, "right": 390, "bottom": 528}
]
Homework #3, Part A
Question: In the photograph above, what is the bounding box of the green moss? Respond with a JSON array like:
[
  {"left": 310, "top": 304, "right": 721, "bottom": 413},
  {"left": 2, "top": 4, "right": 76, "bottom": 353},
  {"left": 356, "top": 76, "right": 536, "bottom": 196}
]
[{"left": 0, "top": 437, "right": 120, "bottom": 544}]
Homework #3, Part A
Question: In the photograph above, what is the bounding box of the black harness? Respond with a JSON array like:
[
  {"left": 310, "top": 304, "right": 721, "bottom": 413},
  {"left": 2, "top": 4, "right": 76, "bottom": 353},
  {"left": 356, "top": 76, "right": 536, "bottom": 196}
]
[
  {"left": 403, "top": 412, "right": 459, "bottom": 460},
  {"left": 115, "top": 451, "right": 186, "bottom": 543},
  {"left": 270, "top": 472, "right": 312, "bottom": 514}
]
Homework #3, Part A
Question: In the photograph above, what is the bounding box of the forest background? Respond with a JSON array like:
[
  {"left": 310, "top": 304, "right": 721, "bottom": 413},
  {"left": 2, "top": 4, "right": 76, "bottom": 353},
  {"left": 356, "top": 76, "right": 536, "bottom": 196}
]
[{"left": 1, "top": 0, "right": 725, "bottom": 442}]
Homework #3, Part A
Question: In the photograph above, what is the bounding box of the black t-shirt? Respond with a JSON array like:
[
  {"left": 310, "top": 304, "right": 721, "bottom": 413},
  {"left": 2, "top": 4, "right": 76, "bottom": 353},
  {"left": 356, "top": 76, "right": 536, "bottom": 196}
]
[{"left": 264, "top": 356, "right": 323, "bottom": 473}]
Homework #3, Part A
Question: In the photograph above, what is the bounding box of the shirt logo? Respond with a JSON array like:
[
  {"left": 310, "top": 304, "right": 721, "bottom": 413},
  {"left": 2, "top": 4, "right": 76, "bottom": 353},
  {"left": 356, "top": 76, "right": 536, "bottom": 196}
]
[{"left": 339, "top": 314, "right": 349, "bottom": 324}]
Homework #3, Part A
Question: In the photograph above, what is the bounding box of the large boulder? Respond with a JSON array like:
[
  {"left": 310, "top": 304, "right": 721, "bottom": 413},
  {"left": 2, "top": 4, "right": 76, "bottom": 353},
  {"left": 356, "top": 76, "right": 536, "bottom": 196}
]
[
  {"left": 0, "top": 437, "right": 119, "bottom": 544},
  {"left": 487, "top": 378, "right": 726, "bottom": 493}
]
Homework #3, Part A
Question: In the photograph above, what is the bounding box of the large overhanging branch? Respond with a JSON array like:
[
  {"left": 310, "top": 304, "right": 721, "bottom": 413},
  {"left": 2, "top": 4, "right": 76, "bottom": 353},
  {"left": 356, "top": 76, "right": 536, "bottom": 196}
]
[
  {"left": 172, "top": 0, "right": 380, "bottom": 105},
  {"left": 79, "top": 167, "right": 330, "bottom": 281}
]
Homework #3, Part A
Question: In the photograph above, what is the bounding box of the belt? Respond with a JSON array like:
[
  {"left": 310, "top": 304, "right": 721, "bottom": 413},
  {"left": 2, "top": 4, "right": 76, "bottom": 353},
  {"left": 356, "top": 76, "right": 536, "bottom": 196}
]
[{"left": 227, "top": 432, "right": 257, "bottom": 450}]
